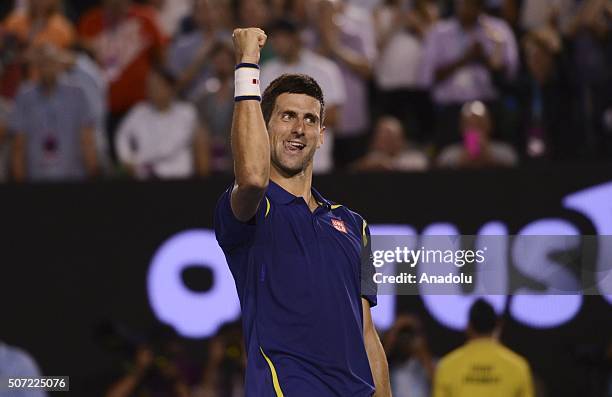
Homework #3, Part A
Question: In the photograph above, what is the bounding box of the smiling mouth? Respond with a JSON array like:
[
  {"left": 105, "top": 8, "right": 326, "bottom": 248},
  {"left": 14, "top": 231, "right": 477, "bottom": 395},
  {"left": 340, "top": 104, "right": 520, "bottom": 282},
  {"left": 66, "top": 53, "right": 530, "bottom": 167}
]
[{"left": 284, "top": 140, "right": 306, "bottom": 152}]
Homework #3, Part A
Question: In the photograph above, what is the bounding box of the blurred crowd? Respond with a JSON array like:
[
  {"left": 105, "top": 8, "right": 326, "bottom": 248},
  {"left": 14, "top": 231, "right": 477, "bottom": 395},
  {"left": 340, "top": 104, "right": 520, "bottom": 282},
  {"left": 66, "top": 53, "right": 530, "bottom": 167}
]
[
  {"left": 0, "top": 0, "right": 611, "bottom": 182},
  {"left": 2, "top": 300, "right": 612, "bottom": 396}
]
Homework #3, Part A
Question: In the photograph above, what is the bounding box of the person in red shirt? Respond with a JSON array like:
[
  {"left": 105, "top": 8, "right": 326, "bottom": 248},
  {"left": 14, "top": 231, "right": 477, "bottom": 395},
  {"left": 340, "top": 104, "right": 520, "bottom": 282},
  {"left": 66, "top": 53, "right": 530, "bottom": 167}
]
[{"left": 78, "top": 0, "right": 167, "bottom": 162}]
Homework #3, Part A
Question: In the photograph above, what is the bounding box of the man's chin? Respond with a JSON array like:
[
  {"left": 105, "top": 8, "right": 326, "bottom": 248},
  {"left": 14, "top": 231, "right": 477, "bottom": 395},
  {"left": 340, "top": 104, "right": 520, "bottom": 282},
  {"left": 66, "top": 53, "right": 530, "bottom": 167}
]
[{"left": 273, "top": 159, "right": 310, "bottom": 177}]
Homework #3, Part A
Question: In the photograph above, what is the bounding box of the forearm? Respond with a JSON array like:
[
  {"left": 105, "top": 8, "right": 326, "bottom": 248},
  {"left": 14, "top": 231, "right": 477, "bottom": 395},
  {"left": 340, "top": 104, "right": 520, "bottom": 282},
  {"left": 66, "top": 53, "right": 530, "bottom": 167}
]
[
  {"left": 365, "top": 327, "right": 392, "bottom": 397},
  {"left": 231, "top": 100, "right": 270, "bottom": 188}
]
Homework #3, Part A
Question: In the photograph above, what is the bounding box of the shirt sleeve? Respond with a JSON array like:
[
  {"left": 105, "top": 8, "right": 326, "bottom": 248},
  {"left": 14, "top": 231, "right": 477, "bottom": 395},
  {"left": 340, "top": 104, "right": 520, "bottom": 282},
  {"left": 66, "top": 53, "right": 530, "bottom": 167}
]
[
  {"left": 214, "top": 184, "right": 259, "bottom": 251},
  {"left": 360, "top": 218, "right": 378, "bottom": 308}
]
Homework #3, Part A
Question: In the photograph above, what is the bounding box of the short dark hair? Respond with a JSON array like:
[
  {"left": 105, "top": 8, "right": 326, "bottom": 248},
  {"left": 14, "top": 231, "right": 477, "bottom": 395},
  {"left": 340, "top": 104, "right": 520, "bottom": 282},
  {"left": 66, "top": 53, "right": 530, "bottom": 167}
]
[
  {"left": 468, "top": 299, "right": 498, "bottom": 334},
  {"left": 261, "top": 74, "right": 325, "bottom": 126}
]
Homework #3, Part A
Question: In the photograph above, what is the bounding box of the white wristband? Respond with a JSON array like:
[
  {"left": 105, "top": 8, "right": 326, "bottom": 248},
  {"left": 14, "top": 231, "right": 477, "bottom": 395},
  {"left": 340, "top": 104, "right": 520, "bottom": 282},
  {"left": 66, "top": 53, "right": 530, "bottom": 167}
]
[{"left": 235, "top": 63, "right": 261, "bottom": 101}]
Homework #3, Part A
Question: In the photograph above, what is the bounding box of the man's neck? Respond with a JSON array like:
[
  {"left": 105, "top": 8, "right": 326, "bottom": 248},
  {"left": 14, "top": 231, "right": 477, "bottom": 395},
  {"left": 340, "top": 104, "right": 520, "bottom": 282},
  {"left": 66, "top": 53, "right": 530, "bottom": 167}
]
[{"left": 270, "top": 165, "right": 317, "bottom": 209}]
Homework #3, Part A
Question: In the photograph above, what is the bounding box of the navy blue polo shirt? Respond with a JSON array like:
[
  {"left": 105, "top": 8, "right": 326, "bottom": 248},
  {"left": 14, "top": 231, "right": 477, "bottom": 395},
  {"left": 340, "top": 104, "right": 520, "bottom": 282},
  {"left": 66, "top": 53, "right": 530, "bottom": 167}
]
[{"left": 214, "top": 180, "right": 377, "bottom": 397}]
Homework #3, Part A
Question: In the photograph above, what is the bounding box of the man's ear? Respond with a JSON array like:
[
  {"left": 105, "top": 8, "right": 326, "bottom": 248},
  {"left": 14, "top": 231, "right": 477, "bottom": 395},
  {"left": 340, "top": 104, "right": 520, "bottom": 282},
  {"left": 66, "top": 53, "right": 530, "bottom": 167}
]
[{"left": 317, "top": 125, "right": 326, "bottom": 149}]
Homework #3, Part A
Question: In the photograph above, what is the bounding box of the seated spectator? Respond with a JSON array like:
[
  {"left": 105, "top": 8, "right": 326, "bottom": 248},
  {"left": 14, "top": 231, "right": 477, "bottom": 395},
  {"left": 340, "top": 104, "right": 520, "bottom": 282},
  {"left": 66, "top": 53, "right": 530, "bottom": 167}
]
[
  {"left": 437, "top": 101, "right": 518, "bottom": 169},
  {"left": 261, "top": 18, "right": 346, "bottom": 174},
  {"left": 352, "top": 116, "right": 429, "bottom": 172},
  {"left": 168, "top": 0, "right": 232, "bottom": 100},
  {"left": 9, "top": 44, "right": 99, "bottom": 182},
  {"left": 0, "top": 340, "right": 47, "bottom": 397},
  {"left": 383, "top": 314, "right": 436, "bottom": 397},
  {"left": 420, "top": 0, "right": 519, "bottom": 148},
  {"left": 78, "top": 0, "right": 167, "bottom": 161},
  {"left": 115, "top": 65, "right": 209, "bottom": 180},
  {"left": 194, "top": 40, "right": 235, "bottom": 173},
  {"left": 2, "top": 0, "right": 75, "bottom": 49},
  {"left": 373, "top": 0, "right": 438, "bottom": 141},
  {"left": 432, "top": 299, "right": 535, "bottom": 397}
]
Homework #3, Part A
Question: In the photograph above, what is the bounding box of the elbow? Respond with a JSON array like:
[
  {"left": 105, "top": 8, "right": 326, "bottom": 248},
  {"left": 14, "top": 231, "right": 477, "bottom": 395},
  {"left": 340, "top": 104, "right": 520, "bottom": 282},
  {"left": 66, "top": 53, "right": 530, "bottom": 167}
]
[{"left": 238, "top": 175, "right": 269, "bottom": 194}]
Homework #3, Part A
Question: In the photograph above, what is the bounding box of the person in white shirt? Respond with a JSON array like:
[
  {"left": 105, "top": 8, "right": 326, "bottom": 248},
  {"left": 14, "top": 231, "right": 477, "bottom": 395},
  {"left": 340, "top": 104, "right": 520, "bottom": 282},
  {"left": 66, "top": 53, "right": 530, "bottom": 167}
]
[
  {"left": 115, "top": 65, "right": 209, "bottom": 179},
  {"left": 261, "top": 18, "right": 346, "bottom": 174}
]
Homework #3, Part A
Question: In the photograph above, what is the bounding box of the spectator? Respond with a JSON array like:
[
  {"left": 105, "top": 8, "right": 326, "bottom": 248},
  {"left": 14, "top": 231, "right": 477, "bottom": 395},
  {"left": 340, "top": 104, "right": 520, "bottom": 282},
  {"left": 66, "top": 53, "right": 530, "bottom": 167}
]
[
  {"left": 194, "top": 40, "right": 236, "bottom": 173},
  {"left": 168, "top": 0, "right": 232, "bottom": 100},
  {"left": 432, "top": 299, "right": 535, "bottom": 397},
  {"left": 373, "top": 0, "right": 438, "bottom": 141},
  {"left": 261, "top": 18, "right": 346, "bottom": 174},
  {"left": 0, "top": 340, "right": 47, "bottom": 397},
  {"left": 314, "top": 0, "right": 377, "bottom": 168},
  {"left": 420, "top": 0, "right": 519, "bottom": 148},
  {"left": 2, "top": 0, "right": 76, "bottom": 49},
  {"left": 352, "top": 116, "right": 429, "bottom": 172},
  {"left": 78, "top": 0, "right": 167, "bottom": 161},
  {"left": 383, "top": 315, "right": 436, "bottom": 397},
  {"left": 115, "top": 65, "right": 209, "bottom": 180},
  {"left": 9, "top": 44, "right": 98, "bottom": 182},
  {"left": 437, "top": 101, "right": 517, "bottom": 168}
]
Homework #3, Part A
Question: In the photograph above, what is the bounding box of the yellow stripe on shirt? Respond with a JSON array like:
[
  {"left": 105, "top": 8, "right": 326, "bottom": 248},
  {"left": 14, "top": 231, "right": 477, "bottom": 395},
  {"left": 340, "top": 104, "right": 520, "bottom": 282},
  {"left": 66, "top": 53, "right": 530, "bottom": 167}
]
[{"left": 260, "top": 347, "right": 284, "bottom": 397}]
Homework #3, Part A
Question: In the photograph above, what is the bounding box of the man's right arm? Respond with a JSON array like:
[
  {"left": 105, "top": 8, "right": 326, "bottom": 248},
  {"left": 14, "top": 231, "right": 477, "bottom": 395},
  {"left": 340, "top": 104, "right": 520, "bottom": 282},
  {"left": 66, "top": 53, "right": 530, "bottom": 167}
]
[{"left": 230, "top": 28, "right": 270, "bottom": 222}]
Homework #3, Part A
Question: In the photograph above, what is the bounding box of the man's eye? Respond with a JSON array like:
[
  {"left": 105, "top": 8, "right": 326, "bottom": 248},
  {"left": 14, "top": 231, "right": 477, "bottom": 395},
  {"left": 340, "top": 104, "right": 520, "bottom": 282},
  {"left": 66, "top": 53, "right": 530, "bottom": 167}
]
[
  {"left": 281, "top": 114, "right": 291, "bottom": 121},
  {"left": 305, "top": 117, "right": 315, "bottom": 124}
]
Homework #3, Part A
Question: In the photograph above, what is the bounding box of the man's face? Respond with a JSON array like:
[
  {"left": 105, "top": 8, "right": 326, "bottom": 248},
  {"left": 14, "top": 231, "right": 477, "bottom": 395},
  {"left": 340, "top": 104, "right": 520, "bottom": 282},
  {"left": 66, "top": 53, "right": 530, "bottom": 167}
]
[{"left": 268, "top": 93, "right": 324, "bottom": 176}]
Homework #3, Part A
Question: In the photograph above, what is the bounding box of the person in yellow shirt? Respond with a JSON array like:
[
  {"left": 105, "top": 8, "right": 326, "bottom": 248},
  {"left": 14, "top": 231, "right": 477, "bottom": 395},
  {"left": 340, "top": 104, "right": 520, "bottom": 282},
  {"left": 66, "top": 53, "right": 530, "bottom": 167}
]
[{"left": 433, "top": 299, "right": 535, "bottom": 397}]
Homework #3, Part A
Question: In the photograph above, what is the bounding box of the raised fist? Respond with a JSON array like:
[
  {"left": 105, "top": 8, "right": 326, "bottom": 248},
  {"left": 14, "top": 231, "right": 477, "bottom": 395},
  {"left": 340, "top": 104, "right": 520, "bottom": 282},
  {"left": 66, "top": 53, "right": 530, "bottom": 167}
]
[{"left": 232, "top": 28, "right": 267, "bottom": 64}]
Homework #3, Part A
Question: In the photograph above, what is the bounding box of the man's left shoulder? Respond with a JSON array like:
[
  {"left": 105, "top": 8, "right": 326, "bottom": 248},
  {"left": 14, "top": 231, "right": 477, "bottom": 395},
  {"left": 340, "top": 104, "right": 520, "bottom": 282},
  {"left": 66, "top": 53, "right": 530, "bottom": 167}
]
[{"left": 330, "top": 203, "right": 368, "bottom": 235}]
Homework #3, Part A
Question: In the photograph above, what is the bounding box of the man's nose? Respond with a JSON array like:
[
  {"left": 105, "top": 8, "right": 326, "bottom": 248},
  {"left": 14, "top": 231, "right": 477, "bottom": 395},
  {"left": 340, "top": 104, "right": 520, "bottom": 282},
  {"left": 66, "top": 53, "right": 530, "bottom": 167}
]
[{"left": 292, "top": 118, "right": 306, "bottom": 135}]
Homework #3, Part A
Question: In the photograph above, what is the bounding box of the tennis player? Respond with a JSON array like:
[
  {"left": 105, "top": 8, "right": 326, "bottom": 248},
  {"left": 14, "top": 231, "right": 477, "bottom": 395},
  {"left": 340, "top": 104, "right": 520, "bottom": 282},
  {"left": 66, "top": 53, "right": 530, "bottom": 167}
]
[{"left": 214, "top": 28, "right": 391, "bottom": 396}]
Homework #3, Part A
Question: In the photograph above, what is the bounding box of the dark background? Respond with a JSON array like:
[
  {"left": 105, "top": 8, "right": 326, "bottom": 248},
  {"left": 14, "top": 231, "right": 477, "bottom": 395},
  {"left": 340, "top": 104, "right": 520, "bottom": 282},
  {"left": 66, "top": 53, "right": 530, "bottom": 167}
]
[{"left": 2, "top": 165, "right": 612, "bottom": 396}]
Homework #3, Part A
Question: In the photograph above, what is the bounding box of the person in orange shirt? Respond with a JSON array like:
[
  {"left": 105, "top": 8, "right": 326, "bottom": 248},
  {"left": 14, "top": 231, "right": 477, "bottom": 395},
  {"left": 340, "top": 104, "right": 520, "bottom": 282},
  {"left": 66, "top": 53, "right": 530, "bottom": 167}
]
[
  {"left": 78, "top": 0, "right": 167, "bottom": 162},
  {"left": 3, "top": 0, "right": 75, "bottom": 49}
]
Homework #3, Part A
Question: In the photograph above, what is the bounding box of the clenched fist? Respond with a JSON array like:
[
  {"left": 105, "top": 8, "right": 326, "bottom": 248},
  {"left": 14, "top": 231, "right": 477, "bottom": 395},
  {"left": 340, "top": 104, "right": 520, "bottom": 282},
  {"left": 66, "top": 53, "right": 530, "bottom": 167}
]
[{"left": 232, "top": 28, "right": 267, "bottom": 64}]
